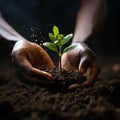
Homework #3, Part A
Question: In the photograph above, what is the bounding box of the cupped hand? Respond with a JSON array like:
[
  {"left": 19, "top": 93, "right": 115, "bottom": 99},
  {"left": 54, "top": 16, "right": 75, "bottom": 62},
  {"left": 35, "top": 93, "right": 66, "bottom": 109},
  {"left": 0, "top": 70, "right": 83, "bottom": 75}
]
[
  {"left": 11, "top": 40, "right": 55, "bottom": 86},
  {"left": 61, "top": 42, "right": 100, "bottom": 90}
]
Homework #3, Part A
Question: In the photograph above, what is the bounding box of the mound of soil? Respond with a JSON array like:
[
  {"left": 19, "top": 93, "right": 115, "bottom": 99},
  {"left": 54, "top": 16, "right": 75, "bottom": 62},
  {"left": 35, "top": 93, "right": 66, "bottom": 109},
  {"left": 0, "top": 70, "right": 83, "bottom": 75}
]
[
  {"left": 39, "top": 66, "right": 87, "bottom": 93},
  {"left": 0, "top": 56, "right": 120, "bottom": 120}
]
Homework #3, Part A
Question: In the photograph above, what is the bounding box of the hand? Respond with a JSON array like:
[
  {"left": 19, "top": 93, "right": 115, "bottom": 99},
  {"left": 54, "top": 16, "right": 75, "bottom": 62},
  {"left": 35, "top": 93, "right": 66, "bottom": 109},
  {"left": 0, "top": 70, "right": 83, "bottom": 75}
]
[
  {"left": 61, "top": 42, "right": 100, "bottom": 90},
  {"left": 11, "top": 40, "right": 55, "bottom": 86}
]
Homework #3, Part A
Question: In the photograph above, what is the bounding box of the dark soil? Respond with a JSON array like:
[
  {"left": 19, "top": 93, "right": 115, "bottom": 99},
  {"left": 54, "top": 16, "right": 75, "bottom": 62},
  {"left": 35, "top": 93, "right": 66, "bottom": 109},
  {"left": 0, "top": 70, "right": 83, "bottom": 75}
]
[
  {"left": 39, "top": 66, "right": 87, "bottom": 93},
  {"left": 0, "top": 56, "right": 120, "bottom": 120}
]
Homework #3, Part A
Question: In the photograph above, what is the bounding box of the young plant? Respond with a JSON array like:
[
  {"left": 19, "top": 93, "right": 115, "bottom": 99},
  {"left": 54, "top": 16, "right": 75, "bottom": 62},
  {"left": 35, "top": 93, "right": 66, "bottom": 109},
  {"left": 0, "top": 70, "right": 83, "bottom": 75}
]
[{"left": 43, "top": 25, "right": 77, "bottom": 70}]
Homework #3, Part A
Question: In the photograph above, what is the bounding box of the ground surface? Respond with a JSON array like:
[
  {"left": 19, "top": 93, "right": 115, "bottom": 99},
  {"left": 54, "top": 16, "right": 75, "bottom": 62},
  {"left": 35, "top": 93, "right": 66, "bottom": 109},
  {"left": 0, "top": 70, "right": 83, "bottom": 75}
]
[{"left": 0, "top": 56, "right": 120, "bottom": 120}]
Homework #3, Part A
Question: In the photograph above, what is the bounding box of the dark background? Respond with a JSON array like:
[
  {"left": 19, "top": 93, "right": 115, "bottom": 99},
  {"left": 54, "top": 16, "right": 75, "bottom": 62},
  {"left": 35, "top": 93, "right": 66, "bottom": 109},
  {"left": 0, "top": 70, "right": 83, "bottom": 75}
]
[{"left": 0, "top": 0, "right": 120, "bottom": 62}]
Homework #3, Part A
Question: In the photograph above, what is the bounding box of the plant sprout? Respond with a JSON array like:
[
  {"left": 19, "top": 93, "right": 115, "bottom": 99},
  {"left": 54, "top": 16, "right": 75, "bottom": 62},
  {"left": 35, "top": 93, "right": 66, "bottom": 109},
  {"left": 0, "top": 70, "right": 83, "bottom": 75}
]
[{"left": 43, "top": 25, "right": 77, "bottom": 70}]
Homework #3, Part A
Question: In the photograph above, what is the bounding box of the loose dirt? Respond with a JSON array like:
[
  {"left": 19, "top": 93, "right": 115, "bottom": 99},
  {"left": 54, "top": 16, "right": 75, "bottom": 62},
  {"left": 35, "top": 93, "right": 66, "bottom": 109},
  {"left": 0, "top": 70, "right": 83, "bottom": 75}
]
[{"left": 0, "top": 56, "right": 120, "bottom": 120}]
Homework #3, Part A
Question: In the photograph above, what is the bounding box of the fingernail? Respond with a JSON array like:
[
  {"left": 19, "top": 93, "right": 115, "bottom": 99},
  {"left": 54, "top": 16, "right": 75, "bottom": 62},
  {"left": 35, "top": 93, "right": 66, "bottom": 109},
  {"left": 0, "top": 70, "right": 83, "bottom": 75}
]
[{"left": 47, "top": 73, "right": 53, "bottom": 80}]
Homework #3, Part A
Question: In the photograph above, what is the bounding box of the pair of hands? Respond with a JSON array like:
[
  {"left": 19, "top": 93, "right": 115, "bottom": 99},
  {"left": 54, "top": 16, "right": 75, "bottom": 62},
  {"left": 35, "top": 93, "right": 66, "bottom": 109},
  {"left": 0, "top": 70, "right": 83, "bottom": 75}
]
[{"left": 11, "top": 40, "right": 100, "bottom": 90}]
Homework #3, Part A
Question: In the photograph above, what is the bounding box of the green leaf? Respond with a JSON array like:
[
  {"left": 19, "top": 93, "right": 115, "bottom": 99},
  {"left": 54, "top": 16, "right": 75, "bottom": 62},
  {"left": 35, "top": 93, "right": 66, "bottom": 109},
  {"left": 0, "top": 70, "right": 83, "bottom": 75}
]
[
  {"left": 58, "top": 34, "right": 64, "bottom": 40},
  {"left": 61, "top": 34, "right": 73, "bottom": 45},
  {"left": 43, "top": 42, "right": 58, "bottom": 53},
  {"left": 53, "top": 26, "right": 59, "bottom": 36},
  {"left": 63, "top": 44, "right": 77, "bottom": 54},
  {"left": 54, "top": 40, "right": 59, "bottom": 45},
  {"left": 49, "top": 33, "right": 56, "bottom": 42}
]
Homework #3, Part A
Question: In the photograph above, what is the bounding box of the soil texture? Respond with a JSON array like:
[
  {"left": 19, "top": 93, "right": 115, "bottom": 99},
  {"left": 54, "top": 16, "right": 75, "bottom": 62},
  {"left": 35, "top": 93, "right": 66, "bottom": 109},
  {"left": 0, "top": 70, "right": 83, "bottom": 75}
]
[{"left": 0, "top": 56, "right": 120, "bottom": 120}]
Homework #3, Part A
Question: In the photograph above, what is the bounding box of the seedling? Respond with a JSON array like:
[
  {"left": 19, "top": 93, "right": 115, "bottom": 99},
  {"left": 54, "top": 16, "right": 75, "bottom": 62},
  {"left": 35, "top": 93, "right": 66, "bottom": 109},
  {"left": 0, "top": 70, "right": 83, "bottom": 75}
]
[{"left": 43, "top": 25, "right": 77, "bottom": 70}]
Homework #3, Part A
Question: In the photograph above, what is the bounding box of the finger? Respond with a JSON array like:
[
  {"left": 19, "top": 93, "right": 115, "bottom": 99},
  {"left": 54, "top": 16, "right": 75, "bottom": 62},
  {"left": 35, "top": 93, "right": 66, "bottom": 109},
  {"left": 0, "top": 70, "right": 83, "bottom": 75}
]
[
  {"left": 62, "top": 60, "right": 73, "bottom": 70},
  {"left": 61, "top": 53, "right": 73, "bottom": 70},
  {"left": 79, "top": 55, "right": 91, "bottom": 74},
  {"left": 68, "top": 82, "right": 91, "bottom": 90},
  {"left": 30, "top": 67, "right": 52, "bottom": 80},
  {"left": 74, "top": 61, "right": 100, "bottom": 89},
  {"left": 16, "top": 68, "right": 54, "bottom": 86},
  {"left": 86, "top": 60, "right": 100, "bottom": 85},
  {"left": 12, "top": 53, "right": 52, "bottom": 80},
  {"left": 16, "top": 60, "right": 53, "bottom": 80},
  {"left": 68, "top": 83, "right": 80, "bottom": 90},
  {"left": 68, "top": 61, "right": 100, "bottom": 90}
]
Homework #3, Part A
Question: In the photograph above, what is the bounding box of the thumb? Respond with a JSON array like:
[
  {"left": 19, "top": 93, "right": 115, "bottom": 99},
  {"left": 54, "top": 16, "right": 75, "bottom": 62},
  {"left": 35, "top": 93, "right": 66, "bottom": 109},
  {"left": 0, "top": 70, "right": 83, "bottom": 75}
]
[{"left": 79, "top": 56, "right": 90, "bottom": 74}]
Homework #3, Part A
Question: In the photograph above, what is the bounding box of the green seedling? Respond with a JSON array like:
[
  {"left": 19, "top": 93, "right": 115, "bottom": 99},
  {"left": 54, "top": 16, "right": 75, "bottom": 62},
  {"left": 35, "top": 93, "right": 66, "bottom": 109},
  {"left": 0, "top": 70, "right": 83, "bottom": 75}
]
[{"left": 43, "top": 25, "right": 77, "bottom": 70}]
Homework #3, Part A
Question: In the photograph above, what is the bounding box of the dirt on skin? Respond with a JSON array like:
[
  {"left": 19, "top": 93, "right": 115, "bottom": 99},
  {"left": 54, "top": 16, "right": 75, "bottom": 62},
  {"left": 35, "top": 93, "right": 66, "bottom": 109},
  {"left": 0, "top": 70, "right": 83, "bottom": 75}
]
[{"left": 0, "top": 56, "right": 120, "bottom": 120}]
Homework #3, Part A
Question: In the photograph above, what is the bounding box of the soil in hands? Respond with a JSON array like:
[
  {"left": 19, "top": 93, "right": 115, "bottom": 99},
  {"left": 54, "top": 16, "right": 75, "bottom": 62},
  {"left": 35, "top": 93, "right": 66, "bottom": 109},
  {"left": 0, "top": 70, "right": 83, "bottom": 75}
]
[
  {"left": 39, "top": 65, "right": 87, "bottom": 93},
  {"left": 0, "top": 57, "right": 120, "bottom": 120}
]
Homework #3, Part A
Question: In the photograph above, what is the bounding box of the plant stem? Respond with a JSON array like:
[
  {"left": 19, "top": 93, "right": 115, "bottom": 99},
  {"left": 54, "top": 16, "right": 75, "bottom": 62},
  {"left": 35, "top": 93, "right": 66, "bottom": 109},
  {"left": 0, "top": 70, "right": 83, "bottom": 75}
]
[
  {"left": 59, "top": 46, "right": 62, "bottom": 71},
  {"left": 59, "top": 56, "right": 61, "bottom": 71}
]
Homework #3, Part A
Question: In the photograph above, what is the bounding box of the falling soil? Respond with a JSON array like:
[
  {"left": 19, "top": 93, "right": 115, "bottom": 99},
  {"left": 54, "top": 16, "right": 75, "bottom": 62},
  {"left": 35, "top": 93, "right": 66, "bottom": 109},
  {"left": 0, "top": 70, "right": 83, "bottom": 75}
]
[{"left": 0, "top": 56, "right": 120, "bottom": 120}]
